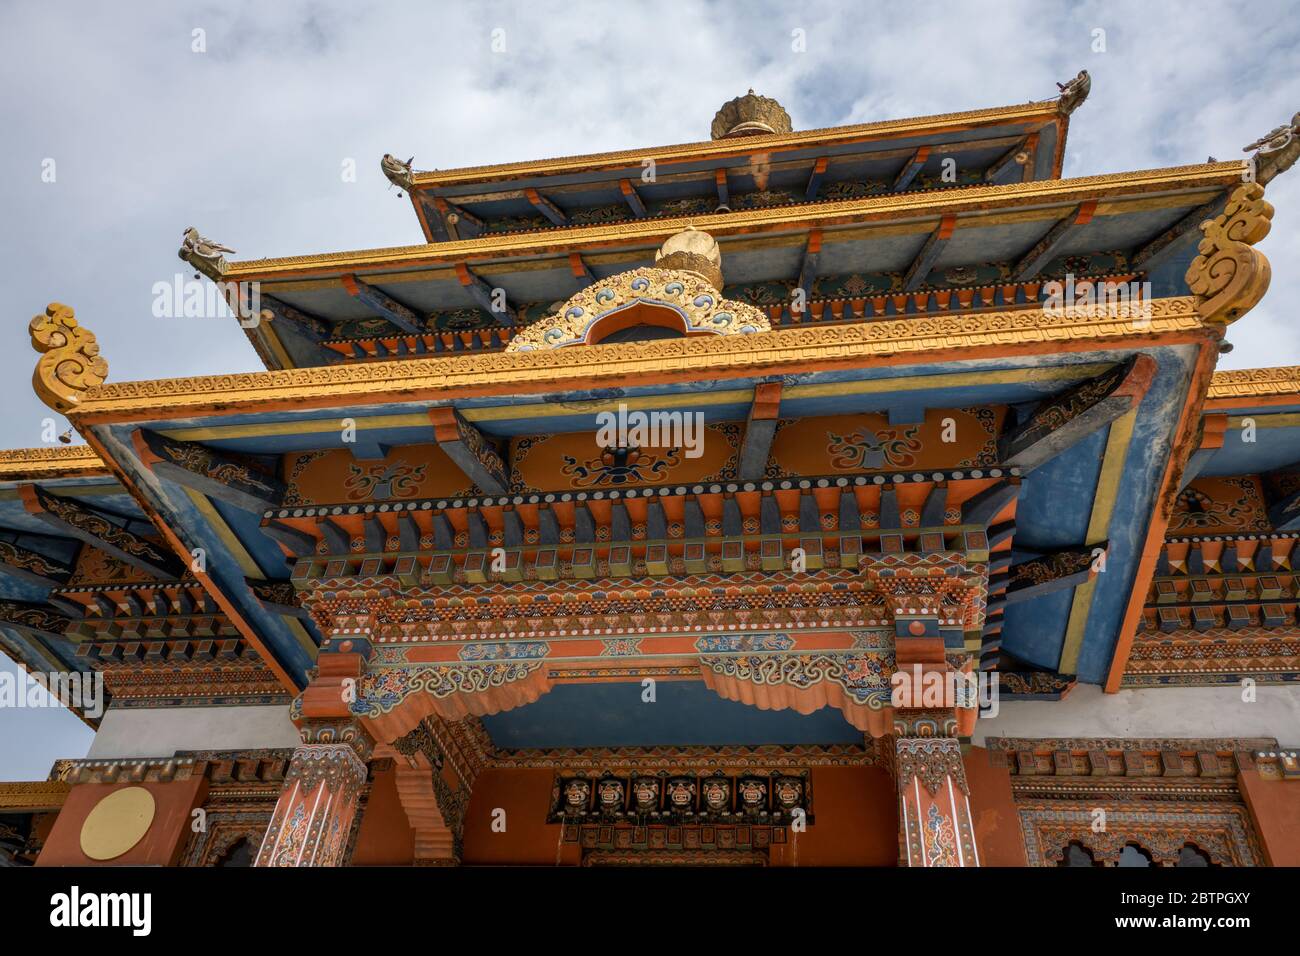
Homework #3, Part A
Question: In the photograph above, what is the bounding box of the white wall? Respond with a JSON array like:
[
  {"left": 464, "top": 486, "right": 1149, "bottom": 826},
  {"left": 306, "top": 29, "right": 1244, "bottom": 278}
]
[
  {"left": 975, "top": 683, "right": 1300, "bottom": 745},
  {"left": 87, "top": 704, "right": 300, "bottom": 759}
]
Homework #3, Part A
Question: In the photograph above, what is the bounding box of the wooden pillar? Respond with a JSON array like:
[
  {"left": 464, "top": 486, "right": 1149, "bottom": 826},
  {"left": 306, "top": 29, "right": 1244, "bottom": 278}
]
[
  {"left": 255, "top": 720, "right": 374, "bottom": 867},
  {"left": 894, "top": 736, "right": 980, "bottom": 867}
]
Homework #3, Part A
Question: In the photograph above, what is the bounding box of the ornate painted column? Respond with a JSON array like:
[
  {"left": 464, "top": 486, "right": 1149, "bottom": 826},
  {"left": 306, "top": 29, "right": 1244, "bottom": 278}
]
[
  {"left": 893, "top": 732, "right": 980, "bottom": 867},
  {"left": 254, "top": 719, "right": 374, "bottom": 867},
  {"left": 869, "top": 555, "right": 983, "bottom": 866}
]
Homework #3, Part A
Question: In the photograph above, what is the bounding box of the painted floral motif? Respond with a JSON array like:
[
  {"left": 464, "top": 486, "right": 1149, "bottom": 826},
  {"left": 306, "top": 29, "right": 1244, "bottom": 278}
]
[
  {"left": 827, "top": 425, "right": 923, "bottom": 470},
  {"left": 1168, "top": 478, "right": 1269, "bottom": 533},
  {"left": 561, "top": 447, "right": 681, "bottom": 487},
  {"left": 271, "top": 803, "right": 307, "bottom": 867},
  {"left": 925, "top": 803, "right": 959, "bottom": 867},
  {"left": 344, "top": 460, "right": 427, "bottom": 501}
]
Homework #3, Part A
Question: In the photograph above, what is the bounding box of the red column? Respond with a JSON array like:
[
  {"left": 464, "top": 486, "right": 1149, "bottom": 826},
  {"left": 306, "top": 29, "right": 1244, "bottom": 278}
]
[
  {"left": 894, "top": 736, "right": 980, "bottom": 867},
  {"left": 255, "top": 720, "right": 373, "bottom": 867}
]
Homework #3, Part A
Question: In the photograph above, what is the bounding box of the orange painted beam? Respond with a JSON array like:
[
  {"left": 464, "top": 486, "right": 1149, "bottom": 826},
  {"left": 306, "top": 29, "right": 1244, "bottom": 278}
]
[{"left": 1103, "top": 332, "right": 1222, "bottom": 692}]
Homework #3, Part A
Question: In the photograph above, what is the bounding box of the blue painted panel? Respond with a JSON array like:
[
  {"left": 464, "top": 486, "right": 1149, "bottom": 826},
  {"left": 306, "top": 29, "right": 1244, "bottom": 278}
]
[
  {"left": 1000, "top": 587, "right": 1074, "bottom": 670},
  {"left": 1202, "top": 425, "right": 1300, "bottom": 476},
  {"left": 1012, "top": 427, "right": 1106, "bottom": 550},
  {"left": 481, "top": 680, "right": 864, "bottom": 748},
  {"left": 1075, "top": 346, "right": 1196, "bottom": 683}
]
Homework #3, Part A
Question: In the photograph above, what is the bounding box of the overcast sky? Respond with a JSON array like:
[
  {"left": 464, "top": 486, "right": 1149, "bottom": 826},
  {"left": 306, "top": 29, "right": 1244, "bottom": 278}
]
[{"left": 1, "top": 0, "right": 1298, "bottom": 780}]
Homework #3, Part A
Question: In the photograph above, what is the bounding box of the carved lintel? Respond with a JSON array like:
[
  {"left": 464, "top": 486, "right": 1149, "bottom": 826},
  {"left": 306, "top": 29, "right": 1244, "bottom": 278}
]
[
  {"left": 429, "top": 407, "right": 508, "bottom": 494},
  {"left": 28, "top": 303, "right": 108, "bottom": 414},
  {"left": 999, "top": 354, "right": 1155, "bottom": 472},
  {"left": 18, "top": 484, "right": 180, "bottom": 579},
  {"left": 133, "top": 429, "right": 284, "bottom": 513},
  {"left": 1185, "top": 182, "right": 1274, "bottom": 324}
]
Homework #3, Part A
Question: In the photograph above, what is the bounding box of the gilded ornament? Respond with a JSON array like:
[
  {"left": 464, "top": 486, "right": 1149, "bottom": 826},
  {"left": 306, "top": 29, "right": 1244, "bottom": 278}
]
[
  {"left": 1243, "top": 112, "right": 1300, "bottom": 186},
  {"left": 1185, "top": 183, "right": 1273, "bottom": 324},
  {"left": 28, "top": 303, "right": 109, "bottom": 413},
  {"left": 654, "top": 225, "right": 724, "bottom": 289},
  {"left": 505, "top": 264, "right": 770, "bottom": 352},
  {"left": 711, "top": 90, "right": 793, "bottom": 140}
]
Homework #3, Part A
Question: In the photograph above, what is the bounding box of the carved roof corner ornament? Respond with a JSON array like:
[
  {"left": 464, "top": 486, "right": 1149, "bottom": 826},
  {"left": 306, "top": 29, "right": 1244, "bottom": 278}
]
[
  {"left": 1053, "top": 70, "right": 1090, "bottom": 115},
  {"left": 381, "top": 153, "right": 415, "bottom": 194},
  {"left": 178, "top": 226, "right": 235, "bottom": 281},
  {"left": 711, "top": 89, "right": 793, "bottom": 140},
  {"left": 1243, "top": 111, "right": 1300, "bottom": 186},
  {"left": 505, "top": 226, "right": 770, "bottom": 352},
  {"left": 1185, "top": 183, "right": 1274, "bottom": 325},
  {"left": 654, "top": 224, "right": 724, "bottom": 290},
  {"left": 29, "top": 303, "right": 108, "bottom": 414}
]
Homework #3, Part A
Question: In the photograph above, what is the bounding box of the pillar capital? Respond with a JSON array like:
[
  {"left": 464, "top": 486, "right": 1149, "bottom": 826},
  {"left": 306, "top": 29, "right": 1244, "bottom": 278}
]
[
  {"left": 892, "top": 735, "right": 980, "bottom": 867},
  {"left": 255, "top": 717, "right": 374, "bottom": 867}
]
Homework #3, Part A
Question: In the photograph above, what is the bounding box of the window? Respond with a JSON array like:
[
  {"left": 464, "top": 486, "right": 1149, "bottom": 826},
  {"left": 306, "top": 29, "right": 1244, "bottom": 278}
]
[
  {"left": 1117, "top": 844, "right": 1154, "bottom": 867},
  {"left": 1057, "top": 842, "right": 1100, "bottom": 867}
]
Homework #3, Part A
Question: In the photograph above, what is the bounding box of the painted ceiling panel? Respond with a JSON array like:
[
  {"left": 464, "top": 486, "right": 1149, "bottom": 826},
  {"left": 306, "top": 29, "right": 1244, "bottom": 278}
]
[{"left": 481, "top": 680, "right": 866, "bottom": 748}]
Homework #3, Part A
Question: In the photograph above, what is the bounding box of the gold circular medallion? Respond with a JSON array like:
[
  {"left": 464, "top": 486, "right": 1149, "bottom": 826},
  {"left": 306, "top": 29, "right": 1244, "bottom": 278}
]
[{"left": 79, "top": 786, "right": 156, "bottom": 861}]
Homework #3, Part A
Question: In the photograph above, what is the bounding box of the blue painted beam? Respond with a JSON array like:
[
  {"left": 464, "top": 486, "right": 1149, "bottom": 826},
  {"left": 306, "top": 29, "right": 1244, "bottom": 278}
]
[
  {"left": 568, "top": 252, "right": 595, "bottom": 288},
  {"left": 455, "top": 263, "right": 516, "bottom": 326},
  {"left": 984, "top": 135, "right": 1032, "bottom": 183},
  {"left": 432, "top": 196, "right": 484, "bottom": 240},
  {"left": 1012, "top": 200, "right": 1097, "bottom": 280},
  {"left": 892, "top": 146, "right": 930, "bottom": 192},
  {"left": 341, "top": 275, "right": 424, "bottom": 334},
  {"left": 903, "top": 214, "right": 955, "bottom": 291},
  {"left": 259, "top": 295, "right": 344, "bottom": 366},
  {"left": 525, "top": 188, "right": 568, "bottom": 226},
  {"left": 1130, "top": 195, "right": 1224, "bottom": 271},
  {"left": 805, "top": 157, "right": 828, "bottom": 201},
  {"left": 619, "top": 179, "right": 647, "bottom": 218},
  {"left": 797, "top": 229, "right": 822, "bottom": 306},
  {"left": 714, "top": 169, "right": 730, "bottom": 209},
  {"left": 739, "top": 383, "right": 782, "bottom": 480}
]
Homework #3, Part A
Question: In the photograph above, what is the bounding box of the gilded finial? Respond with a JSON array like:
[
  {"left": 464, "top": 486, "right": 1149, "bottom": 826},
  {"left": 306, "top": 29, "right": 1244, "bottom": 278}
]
[
  {"left": 655, "top": 225, "right": 724, "bottom": 290},
  {"left": 1185, "top": 183, "right": 1274, "bottom": 325},
  {"left": 29, "top": 303, "right": 108, "bottom": 413},
  {"left": 1054, "top": 70, "right": 1090, "bottom": 114},
  {"left": 711, "top": 91, "right": 792, "bottom": 140},
  {"left": 178, "top": 226, "right": 235, "bottom": 281},
  {"left": 1243, "top": 111, "right": 1300, "bottom": 186},
  {"left": 381, "top": 153, "right": 415, "bottom": 194}
]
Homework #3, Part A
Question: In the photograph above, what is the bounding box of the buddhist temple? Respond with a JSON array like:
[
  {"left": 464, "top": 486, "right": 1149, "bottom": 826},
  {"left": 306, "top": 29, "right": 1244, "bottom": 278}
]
[{"left": 3, "top": 77, "right": 1299, "bottom": 871}]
